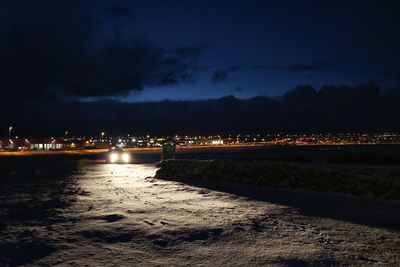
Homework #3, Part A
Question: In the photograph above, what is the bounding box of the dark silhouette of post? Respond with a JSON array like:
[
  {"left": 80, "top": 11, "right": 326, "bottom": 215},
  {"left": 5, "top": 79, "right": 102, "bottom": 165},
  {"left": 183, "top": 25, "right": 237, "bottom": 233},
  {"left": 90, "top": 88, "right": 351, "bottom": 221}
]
[
  {"left": 162, "top": 140, "right": 176, "bottom": 160},
  {"left": 8, "top": 126, "right": 13, "bottom": 139}
]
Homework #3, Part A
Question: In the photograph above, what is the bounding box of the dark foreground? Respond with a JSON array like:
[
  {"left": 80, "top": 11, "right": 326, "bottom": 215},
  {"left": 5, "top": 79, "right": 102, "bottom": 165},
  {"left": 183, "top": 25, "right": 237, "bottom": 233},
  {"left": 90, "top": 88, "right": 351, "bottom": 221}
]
[
  {"left": 156, "top": 160, "right": 400, "bottom": 200},
  {"left": 1, "top": 146, "right": 400, "bottom": 266}
]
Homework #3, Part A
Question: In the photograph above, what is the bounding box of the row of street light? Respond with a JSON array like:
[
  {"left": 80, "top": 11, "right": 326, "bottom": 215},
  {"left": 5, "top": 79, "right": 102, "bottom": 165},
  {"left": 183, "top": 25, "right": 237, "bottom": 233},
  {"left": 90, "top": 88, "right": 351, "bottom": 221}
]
[
  {"left": 64, "top": 131, "right": 105, "bottom": 139},
  {"left": 6, "top": 127, "right": 106, "bottom": 140}
]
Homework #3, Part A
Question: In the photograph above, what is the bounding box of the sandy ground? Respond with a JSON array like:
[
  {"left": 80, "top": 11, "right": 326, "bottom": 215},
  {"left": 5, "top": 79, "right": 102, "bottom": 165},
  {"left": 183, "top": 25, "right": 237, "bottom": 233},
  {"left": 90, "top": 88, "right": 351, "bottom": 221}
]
[{"left": 1, "top": 162, "right": 400, "bottom": 266}]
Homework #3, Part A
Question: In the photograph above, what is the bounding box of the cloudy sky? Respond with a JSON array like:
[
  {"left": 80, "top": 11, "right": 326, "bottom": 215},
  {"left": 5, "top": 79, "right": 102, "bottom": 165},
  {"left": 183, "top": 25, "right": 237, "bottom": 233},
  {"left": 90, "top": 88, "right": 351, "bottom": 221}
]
[
  {"left": 1, "top": 0, "right": 400, "bottom": 135},
  {"left": 1, "top": 0, "right": 399, "bottom": 103}
]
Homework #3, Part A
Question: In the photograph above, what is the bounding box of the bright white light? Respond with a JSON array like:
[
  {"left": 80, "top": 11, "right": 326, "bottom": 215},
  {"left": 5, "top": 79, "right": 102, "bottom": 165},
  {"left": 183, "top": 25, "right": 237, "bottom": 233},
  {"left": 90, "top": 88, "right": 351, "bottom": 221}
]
[
  {"left": 110, "top": 153, "right": 118, "bottom": 163},
  {"left": 121, "top": 153, "right": 130, "bottom": 163}
]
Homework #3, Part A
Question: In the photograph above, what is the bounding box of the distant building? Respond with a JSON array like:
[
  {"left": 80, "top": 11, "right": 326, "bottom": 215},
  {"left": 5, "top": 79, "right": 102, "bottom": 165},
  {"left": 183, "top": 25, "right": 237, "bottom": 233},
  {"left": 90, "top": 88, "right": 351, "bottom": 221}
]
[
  {"left": 210, "top": 139, "right": 224, "bottom": 145},
  {"left": 0, "top": 138, "right": 20, "bottom": 150},
  {"left": 27, "top": 138, "right": 63, "bottom": 150},
  {"left": 0, "top": 138, "right": 63, "bottom": 150}
]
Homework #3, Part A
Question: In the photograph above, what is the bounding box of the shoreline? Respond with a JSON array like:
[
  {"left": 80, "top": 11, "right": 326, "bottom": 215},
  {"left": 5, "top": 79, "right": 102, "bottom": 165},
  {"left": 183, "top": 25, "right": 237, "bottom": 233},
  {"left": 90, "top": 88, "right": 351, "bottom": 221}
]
[{"left": 0, "top": 143, "right": 399, "bottom": 157}]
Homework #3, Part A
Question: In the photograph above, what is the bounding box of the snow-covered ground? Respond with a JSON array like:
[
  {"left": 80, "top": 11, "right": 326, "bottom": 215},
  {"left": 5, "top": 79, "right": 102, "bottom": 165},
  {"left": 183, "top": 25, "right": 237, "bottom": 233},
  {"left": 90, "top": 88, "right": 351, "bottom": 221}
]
[{"left": 2, "top": 162, "right": 400, "bottom": 266}]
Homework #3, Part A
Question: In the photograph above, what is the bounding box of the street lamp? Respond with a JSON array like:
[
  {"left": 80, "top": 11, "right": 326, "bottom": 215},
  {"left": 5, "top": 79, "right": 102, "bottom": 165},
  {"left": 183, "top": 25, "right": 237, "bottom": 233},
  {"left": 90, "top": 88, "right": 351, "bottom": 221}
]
[
  {"left": 65, "top": 131, "right": 69, "bottom": 139},
  {"left": 8, "top": 126, "right": 13, "bottom": 139}
]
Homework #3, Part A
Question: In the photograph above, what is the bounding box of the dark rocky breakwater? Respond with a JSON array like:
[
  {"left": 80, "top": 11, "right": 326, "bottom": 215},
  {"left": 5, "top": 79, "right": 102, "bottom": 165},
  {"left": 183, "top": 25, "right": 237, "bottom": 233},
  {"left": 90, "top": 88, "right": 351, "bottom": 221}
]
[{"left": 156, "top": 160, "right": 400, "bottom": 200}]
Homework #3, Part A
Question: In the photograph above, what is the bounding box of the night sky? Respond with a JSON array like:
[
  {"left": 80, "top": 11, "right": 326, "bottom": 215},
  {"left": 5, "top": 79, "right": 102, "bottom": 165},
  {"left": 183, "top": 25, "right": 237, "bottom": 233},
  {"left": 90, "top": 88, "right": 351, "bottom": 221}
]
[
  {"left": 131, "top": 0, "right": 400, "bottom": 101},
  {"left": 1, "top": 0, "right": 400, "bottom": 135}
]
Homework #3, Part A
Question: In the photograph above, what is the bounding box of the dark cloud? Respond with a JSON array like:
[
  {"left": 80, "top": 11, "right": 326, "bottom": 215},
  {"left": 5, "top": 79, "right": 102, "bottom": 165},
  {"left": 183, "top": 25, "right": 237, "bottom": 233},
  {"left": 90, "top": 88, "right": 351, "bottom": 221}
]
[
  {"left": 0, "top": 1, "right": 201, "bottom": 100},
  {"left": 255, "top": 60, "right": 334, "bottom": 72},
  {"left": 211, "top": 66, "right": 241, "bottom": 84},
  {"left": 282, "top": 84, "right": 317, "bottom": 107},
  {"left": 2, "top": 84, "right": 399, "bottom": 136}
]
